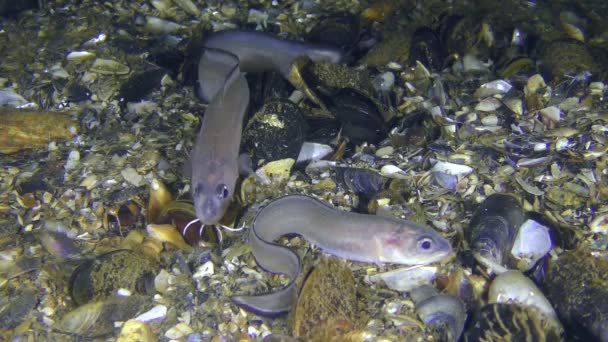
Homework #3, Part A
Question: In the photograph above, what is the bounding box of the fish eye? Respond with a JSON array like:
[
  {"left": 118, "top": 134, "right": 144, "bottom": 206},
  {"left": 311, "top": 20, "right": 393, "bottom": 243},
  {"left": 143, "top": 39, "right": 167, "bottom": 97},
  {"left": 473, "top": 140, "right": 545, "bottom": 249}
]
[
  {"left": 216, "top": 184, "right": 229, "bottom": 199},
  {"left": 417, "top": 236, "right": 435, "bottom": 251}
]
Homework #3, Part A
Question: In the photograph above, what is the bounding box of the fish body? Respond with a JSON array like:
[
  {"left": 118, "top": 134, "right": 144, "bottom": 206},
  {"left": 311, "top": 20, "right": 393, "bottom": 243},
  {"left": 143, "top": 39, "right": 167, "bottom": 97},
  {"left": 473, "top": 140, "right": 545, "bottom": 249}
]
[
  {"left": 191, "top": 31, "right": 344, "bottom": 225},
  {"left": 190, "top": 50, "right": 249, "bottom": 225},
  {"left": 198, "top": 30, "right": 344, "bottom": 102},
  {"left": 231, "top": 194, "right": 453, "bottom": 316}
]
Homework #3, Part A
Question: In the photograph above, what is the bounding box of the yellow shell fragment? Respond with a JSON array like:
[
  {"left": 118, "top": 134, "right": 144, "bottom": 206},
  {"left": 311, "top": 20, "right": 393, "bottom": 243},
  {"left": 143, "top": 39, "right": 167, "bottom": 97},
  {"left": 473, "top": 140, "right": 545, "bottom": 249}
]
[
  {"left": 0, "top": 109, "right": 78, "bottom": 154},
  {"left": 147, "top": 178, "right": 173, "bottom": 223},
  {"left": 116, "top": 319, "right": 157, "bottom": 342},
  {"left": 146, "top": 224, "right": 191, "bottom": 251}
]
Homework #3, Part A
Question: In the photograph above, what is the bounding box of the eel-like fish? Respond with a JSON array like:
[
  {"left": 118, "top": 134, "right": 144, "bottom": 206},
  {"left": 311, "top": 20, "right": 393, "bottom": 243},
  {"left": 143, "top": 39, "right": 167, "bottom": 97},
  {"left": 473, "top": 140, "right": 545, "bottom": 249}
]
[
  {"left": 198, "top": 30, "right": 344, "bottom": 102},
  {"left": 231, "top": 194, "right": 453, "bottom": 316},
  {"left": 190, "top": 50, "right": 249, "bottom": 225},
  {"left": 191, "top": 31, "right": 344, "bottom": 225}
]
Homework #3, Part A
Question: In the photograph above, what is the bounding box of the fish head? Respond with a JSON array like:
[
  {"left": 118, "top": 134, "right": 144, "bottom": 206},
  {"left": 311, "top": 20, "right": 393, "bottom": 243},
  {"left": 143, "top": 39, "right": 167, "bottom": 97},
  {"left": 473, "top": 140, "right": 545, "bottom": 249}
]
[
  {"left": 191, "top": 158, "right": 235, "bottom": 225},
  {"left": 376, "top": 225, "right": 453, "bottom": 265}
]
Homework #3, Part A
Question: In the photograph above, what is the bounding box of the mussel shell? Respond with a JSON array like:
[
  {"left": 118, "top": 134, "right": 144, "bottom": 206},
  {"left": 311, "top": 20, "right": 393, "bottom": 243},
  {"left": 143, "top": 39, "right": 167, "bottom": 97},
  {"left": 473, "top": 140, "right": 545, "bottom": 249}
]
[
  {"left": 439, "top": 15, "right": 481, "bottom": 57},
  {"left": 69, "top": 249, "right": 157, "bottom": 306},
  {"left": 242, "top": 99, "right": 308, "bottom": 165},
  {"left": 118, "top": 68, "right": 167, "bottom": 103},
  {"left": 307, "top": 13, "right": 361, "bottom": 50},
  {"left": 328, "top": 88, "right": 387, "bottom": 145},
  {"left": 463, "top": 303, "right": 563, "bottom": 341},
  {"left": 333, "top": 167, "right": 388, "bottom": 197},
  {"left": 539, "top": 39, "right": 598, "bottom": 84},
  {"left": 466, "top": 194, "right": 524, "bottom": 268},
  {"left": 409, "top": 27, "right": 443, "bottom": 71},
  {"left": 157, "top": 200, "right": 218, "bottom": 245}
]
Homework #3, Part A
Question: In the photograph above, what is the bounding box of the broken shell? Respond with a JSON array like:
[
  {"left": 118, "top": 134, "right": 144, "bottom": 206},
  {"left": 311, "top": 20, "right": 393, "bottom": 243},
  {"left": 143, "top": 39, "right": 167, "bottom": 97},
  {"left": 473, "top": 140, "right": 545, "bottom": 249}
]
[
  {"left": 559, "top": 10, "right": 586, "bottom": 42},
  {"left": 379, "top": 164, "right": 409, "bottom": 179},
  {"left": 89, "top": 58, "right": 130, "bottom": 75},
  {"left": 430, "top": 161, "right": 473, "bottom": 176},
  {"left": 473, "top": 80, "right": 512, "bottom": 99},
  {"left": 116, "top": 319, "right": 157, "bottom": 342},
  {"left": 66, "top": 51, "right": 96, "bottom": 62},
  {"left": 147, "top": 178, "right": 172, "bottom": 224},
  {"left": 510, "top": 219, "right": 552, "bottom": 271},
  {"left": 475, "top": 97, "right": 502, "bottom": 112},
  {"left": 296, "top": 142, "right": 333, "bottom": 164},
  {"left": 146, "top": 223, "right": 191, "bottom": 251},
  {"left": 366, "top": 265, "right": 438, "bottom": 292}
]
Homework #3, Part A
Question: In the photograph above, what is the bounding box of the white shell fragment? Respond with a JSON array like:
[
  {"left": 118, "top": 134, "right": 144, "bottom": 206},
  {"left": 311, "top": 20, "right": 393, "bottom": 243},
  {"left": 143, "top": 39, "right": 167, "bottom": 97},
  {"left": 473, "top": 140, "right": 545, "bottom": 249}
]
[
  {"left": 430, "top": 161, "right": 473, "bottom": 176},
  {"left": 0, "top": 88, "right": 28, "bottom": 107},
  {"left": 143, "top": 17, "right": 185, "bottom": 34},
  {"left": 475, "top": 97, "right": 502, "bottom": 112},
  {"left": 474, "top": 80, "right": 512, "bottom": 99},
  {"left": 510, "top": 219, "right": 552, "bottom": 271},
  {"left": 540, "top": 106, "right": 562, "bottom": 122},
  {"left": 489, "top": 270, "right": 562, "bottom": 330},
  {"left": 296, "top": 142, "right": 333, "bottom": 163},
  {"left": 66, "top": 51, "right": 96, "bottom": 62},
  {"left": 134, "top": 304, "right": 168, "bottom": 322},
  {"left": 379, "top": 164, "right": 409, "bottom": 179},
  {"left": 366, "top": 266, "right": 438, "bottom": 292}
]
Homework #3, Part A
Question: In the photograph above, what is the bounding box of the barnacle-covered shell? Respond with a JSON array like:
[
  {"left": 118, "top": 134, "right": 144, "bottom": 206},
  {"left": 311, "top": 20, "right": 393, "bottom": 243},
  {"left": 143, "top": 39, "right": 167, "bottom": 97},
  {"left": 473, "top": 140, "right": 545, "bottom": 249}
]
[
  {"left": 465, "top": 193, "right": 524, "bottom": 273},
  {"left": 292, "top": 258, "right": 359, "bottom": 340},
  {"left": 69, "top": 249, "right": 158, "bottom": 306},
  {"left": 543, "top": 249, "right": 608, "bottom": 341},
  {"left": 242, "top": 99, "right": 307, "bottom": 165},
  {"left": 540, "top": 40, "right": 598, "bottom": 83},
  {"left": 488, "top": 270, "right": 561, "bottom": 332},
  {"left": 463, "top": 303, "right": 563, "bottom": 342}
]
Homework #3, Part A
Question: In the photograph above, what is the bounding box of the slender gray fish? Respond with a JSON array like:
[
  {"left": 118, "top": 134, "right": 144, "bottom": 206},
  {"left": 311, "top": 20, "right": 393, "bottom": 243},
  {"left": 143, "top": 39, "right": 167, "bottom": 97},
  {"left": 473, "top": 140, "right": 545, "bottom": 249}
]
[
  {"left": 190, "top": 50, "right": 249, "bottom": 225},
  {"left": 191, "top": 31, "right": 344, "bottom": 225},
  {"left": 231, "top": 194, "right": 453, "bottom": 316},
  {"left": 198, "top": 30, "right": 344, "bottom": 102}
]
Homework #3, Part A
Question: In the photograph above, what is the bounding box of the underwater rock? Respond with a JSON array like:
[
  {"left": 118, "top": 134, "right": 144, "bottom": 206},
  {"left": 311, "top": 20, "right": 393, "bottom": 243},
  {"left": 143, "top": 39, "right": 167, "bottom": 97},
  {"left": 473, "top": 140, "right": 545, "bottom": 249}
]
[{"left": 242, "top": 99, "right": 307, "bottom": 165}]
